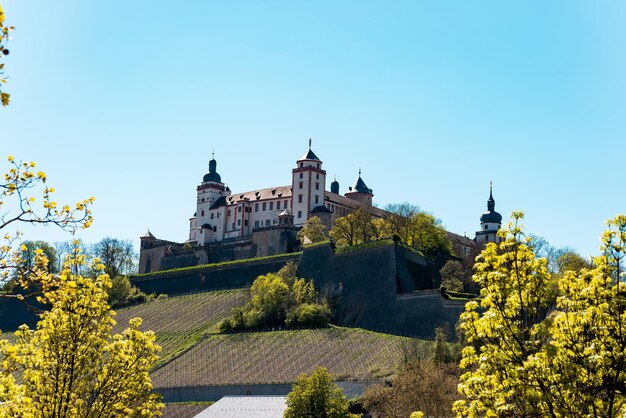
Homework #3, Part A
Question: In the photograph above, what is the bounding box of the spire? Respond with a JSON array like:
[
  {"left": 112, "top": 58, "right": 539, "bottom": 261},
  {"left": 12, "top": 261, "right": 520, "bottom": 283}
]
[
  {"left": 299, "top": 139, "right": 320, "bottom": 161},
  {"left": 487, "top": 181, "right": 495, "bottom": 212},
  {"left": 358, "top": 168, "right": 361, "bottom": 177}
]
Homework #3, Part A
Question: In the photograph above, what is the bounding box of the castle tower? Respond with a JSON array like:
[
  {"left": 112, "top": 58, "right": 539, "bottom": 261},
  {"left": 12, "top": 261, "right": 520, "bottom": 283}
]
[
  {"left": 344, "top": 170, "right": 373, "bottom": 206},
  {"left": 475, "top": 182, "right": 502, "bottom": 244},
  {"left": 330, "top": 176, "right": 340, "bottom": 194},
  {"left": 291, "top": 139, "right": 327, "bottom": 226},
  {"left": 190, "top": 153, "right": 229, "bottom": 244}
]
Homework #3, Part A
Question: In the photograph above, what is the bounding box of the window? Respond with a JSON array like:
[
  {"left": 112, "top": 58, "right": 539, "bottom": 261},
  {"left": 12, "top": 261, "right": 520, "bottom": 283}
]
[
  {"left": 298, "top": 211, "right": 302, "bottom": 218},
  {"left": 263, "top": 202, "right": 267, "bottom": 211},
  {"left": 277, "top": 201, "right": 281, "bottom": 210},
  {"left": 217, "top": 212, "right": 220, "bottom": 218},
  {"left": 213, "top": 226, "right": 217, "bottom": 232},
  {"left": 270, "top": 202, "right": 273, "bottom": 210},
  {"left": 210, "top": 213, "right": 214, "bottom": 219},
  {"left": 201, "top": 210, "right": 205, "bottom": 216},
  {"left": 237, "top": 219, "right": 241, "bottom": 226},
  {"left": 228, "top": 210, "right": 231, "bottom": 216},
  {"left": 315, "top": 182, "right": 319, "bottom": 190},
  {"left": 299, "top": 173, "right": 303, "bottom": 179},
  {"left": 299, "top": 163, "right": 303, "bottom": 168},
  {"left": 255, "top": 220, "right": 259, "bottom": 228},
  {"left": 232, "top": 222, "right": 235, "bottom": 229},
  {"left": 265, "top": 219, "right": 270, "bottom": 226},
  {"left": 484, "top": 225, "right": 488, "bottom": 230},
  {"left": 238, "top": 206, "right": 242, "bottom": 213},
  {"left": 298, "top": 194, "right": 303, "bottom": 203},
  {"left": 315, "top": 195, "right": 319, "bottom": 204},
  {"left": 284, "top": 200, "right": 288, "bottom": 208},
  {"left": 316, "top": 174, "right": 319, "bottom": 180},
  {"left": 202, "top": 198, "right": 205, "bottom": 202},
  {"left": 317, "top": 164, "right": 320, "bottom": 168},
  {"left": 255, "top": 203, "right": 259, "bottom": 212},
  {"left": 299, "top": 182, "right": 303, "bottom": 189},
  {"left": 245, "top": 220, "right": 248, "bottom": 226}
]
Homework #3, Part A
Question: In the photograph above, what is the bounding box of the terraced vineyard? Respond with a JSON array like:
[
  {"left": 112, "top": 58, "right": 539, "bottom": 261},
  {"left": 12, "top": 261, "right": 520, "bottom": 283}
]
[
  {"left": 113, "top": 289, "right": 248, "bottom": 364},
  {"left": 151, "top": 327, "right": 427, "bottom": 388}
]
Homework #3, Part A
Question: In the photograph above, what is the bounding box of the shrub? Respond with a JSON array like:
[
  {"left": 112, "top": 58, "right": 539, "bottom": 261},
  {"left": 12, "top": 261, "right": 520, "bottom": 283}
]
[{"left": 285, "top": 303, "right": 332, "bottom": 328}]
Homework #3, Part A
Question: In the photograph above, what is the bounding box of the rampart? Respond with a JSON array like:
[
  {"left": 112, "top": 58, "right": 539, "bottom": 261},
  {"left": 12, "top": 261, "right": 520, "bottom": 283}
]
[
  {"left": 131, "top": 253, "right": 302, "bottom": 295},
  {"left": 131, "top": 241, "right": 469, "bottom": 339}
]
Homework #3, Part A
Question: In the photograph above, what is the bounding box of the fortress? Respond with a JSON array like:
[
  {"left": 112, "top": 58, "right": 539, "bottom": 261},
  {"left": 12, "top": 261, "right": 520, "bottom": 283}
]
[
  {"left": 1, "top": 143, "right": 505, "bottom": 339},
  {"left": 139, "top": 142, "right": 503, "bottom": 274}
]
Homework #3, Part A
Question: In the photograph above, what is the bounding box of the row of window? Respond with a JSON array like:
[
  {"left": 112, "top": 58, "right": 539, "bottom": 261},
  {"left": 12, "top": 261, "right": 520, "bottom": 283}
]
[{"left": 255, "top": 200, "right": 289, "bottom": 212}]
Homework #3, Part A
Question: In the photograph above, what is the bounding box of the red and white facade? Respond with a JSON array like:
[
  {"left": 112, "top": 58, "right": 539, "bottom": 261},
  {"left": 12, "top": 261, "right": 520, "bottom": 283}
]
[{"left": 189, "top": 146, "right": 382, "bottom": 246}]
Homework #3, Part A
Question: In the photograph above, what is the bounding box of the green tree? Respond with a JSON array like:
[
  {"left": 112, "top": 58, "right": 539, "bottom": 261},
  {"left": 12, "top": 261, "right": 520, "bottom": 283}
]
[
  {"left": 0, "top": 246, "right": 163, "bottom": 416},
  {"left": 454, "top": 213, "right": 626, "bottom": 417},
  {"left": 284, "top": 366, "right": 354, "bottom": 418},
  {"left": 244, "top": 273, "right": 290, "bottom": 328},
  {"left": 107, "top": 275, "right": 149, "bottom": 308},
  {"left": 17, "top": 240, "right": 57, "bottom": 273},
  {"left": 383, "top": 203, "right": 451, "bottom": 254},
  {"left": 329, "top": 212, "right": 357, "bottom": 246},
  {"left": 298, "top": 216, "right": 327, "bottom": 244},
  {"left": 91, "top": 237, "right": 137, "bottom": 277},
  {"left": 439, "top": 260, "right": 465, "bottom": 292},
  {"left": 0, "top": 4, "right": 13, "bottom": 106}
]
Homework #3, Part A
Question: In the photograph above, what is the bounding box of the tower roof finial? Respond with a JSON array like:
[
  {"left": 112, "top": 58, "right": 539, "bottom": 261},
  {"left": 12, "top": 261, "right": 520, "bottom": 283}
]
[
  {"left": 309, "top": 138, "right": 312, "bottom": 150},
  {"left": 212, "top": 149, "right": 215, "bottom": 159},
  {"left": 359, "top": 168, "right": 361, "bottom": 177}
]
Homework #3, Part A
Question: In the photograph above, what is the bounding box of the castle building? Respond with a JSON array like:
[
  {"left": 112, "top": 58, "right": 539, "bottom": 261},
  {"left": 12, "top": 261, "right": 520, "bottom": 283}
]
[
  {"left": 139, "top": 142, "right": 500, "bottom": 274},
  {"left": 475, "top": 183, "right": 502, "bottom": 244},
  {"left": 188, "top": 142, "right": 385, "bottom": 246}
]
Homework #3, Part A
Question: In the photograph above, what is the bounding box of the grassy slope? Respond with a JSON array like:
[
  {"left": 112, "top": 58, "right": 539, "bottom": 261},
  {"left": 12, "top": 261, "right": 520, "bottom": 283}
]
[
  {"left": 151, "top": 326, "right": 425, "bottom": 389},
  {"left": 113, "top": 289, "right": 248, "bottom": 366}
]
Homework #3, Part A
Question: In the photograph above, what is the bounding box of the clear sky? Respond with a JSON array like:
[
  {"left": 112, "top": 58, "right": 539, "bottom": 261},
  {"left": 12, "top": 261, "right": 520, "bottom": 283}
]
[{"left": 1, "top": 1, "right": 625, "bottom": 258}]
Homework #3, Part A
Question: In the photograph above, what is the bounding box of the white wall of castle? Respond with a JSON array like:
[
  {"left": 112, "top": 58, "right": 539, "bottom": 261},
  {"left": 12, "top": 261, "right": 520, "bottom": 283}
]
[{"left": 187, "top": 150, "right": 385, "bottom": 246}]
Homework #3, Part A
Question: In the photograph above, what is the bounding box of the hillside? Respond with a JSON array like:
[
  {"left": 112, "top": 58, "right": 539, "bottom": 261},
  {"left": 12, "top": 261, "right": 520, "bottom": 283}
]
[
  {"left": 113, "top": 289, "right": 429, "bottom": 388},
  {"left": 152, "top": 327, "right": 423, "bottom": 388},
  {"left": 113, "top": 289, "right": 248, "bottom": 365}
]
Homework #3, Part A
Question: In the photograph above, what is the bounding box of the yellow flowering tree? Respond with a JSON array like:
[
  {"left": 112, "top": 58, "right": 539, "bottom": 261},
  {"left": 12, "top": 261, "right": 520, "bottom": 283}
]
[
  {"left": 454, "top": 213, "right": 626, "bottom": 417},
  {"left": 0, "top": 3, "right": 13, "bottom": 106},
  {"left": 1, "top": 156, "right": 94, "bottom": 298},
  {"left": 0, "top": 246, "right": 163, "bottom": 417}
]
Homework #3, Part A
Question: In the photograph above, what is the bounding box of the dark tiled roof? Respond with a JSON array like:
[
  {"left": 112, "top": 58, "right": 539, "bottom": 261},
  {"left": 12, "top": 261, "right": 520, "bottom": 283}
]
[
  {"left": 350, "top": 176, "right": 372, "bottom": 194},
  {"left": 324, "top": 191, "right": 387, "bottom": 218},
  {"left": 209, "top": 196, "right": 227, "bottom": 210},
  {"left": 299, "top": 149, "right": 320, "bottom": 161},
  {"left": 311, "top": 205, "right": 331, "bottom": 213}
]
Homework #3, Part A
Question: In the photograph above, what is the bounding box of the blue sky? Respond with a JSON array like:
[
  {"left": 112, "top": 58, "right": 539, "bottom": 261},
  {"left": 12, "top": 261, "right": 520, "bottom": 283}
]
[{"left": 1, "top": 1, "right": 625, "bottom": 258}]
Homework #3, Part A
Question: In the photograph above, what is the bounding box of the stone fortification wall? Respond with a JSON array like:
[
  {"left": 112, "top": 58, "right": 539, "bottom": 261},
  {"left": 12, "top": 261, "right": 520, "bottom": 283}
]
[
  {"left": 296, "top": 242, "right": 465, "bottom": 338},
  {"left": 156, "top": 380, "right": 381, "bottom": 403},
  {"left": 141, "top": 226, "right": 299, "bottom": 274},
  {"left": 131, "top": 254, "right": 301, "bottom": 296}
]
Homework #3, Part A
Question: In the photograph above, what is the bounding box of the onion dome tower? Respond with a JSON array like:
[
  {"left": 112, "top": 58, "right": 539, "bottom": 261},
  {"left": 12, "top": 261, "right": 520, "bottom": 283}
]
[
  {"left": 344, "top": 169, "right": 373, "bottom": 206},
  {"left": 203, "top": 154, "right": 222, "bottom": 183},
  {"left": 330, "top": 176, "right": 340, "bottom": 194},
  {"left": 475, "top": 182, "right": 502, "bottom": 244}
]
